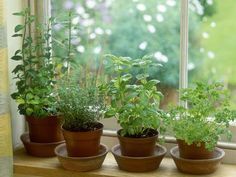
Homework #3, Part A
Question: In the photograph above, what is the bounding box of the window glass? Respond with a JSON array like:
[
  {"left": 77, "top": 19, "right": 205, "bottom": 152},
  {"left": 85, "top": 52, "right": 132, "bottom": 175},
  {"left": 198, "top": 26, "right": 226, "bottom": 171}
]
[
  {"left": 51, "top": 0, "right": 203, "bottom": 129},
  {"left": 189, "top": 0, "right": 236, "bottom": 110}
]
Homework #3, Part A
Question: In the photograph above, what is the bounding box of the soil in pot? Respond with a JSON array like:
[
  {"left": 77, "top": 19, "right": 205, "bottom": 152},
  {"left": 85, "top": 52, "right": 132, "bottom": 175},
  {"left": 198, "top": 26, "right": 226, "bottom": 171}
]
[
  {"left": 62, "top": 122, "right": 103, "bottom": 157},
  {"left": 117, "top": 129, "right": 158, "bottom": 157},
  {"left": 26, "top": 115, "right": 64, "bottom": 143},
  {"left": 177, "top": 139, "right": 214, "bottom": 159}
]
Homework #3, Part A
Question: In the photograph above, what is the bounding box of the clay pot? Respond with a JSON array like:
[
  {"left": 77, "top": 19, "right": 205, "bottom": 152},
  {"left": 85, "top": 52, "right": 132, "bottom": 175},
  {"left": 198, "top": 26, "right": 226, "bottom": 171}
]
[
  {"left": 21, "top": 133, "right": 64, "bottom": 157},
  {"left": 177, "top": 139, "right": 214, "bottom": 159},
  {"left": 117, "top": 129, "right": 158, "bottom": 157},
  {"left": 171, "top": 146, "right": 225, "bottom": 174},
  {"left": 62, "top": 122, "right": 103, "bottom": 157},
  {"left": 112, "top": 144, "right": 167, "bottom": 172},
  {"left": 26, "top": 115, "right": 64, "bottom": 143},
  {"left": 55, "top": 143, "right": 108, "bottom": 172}
]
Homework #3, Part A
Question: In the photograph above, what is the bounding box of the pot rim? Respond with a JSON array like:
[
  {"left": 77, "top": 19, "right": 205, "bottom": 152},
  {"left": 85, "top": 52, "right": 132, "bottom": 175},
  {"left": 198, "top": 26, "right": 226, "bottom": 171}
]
[
  {"left": 111, "top": 144, "right": 167, "bottom": 159},
  {"left": 61, "top": 122, "right": 104, "bottom": 133},
  {"left": 117, "top": 128, "right": 158, "bottom": 140},
  {"left": 55, "top": 143, "right": 108, "bottom": 159},
  {"left": 170, "top": 146, "right": 225, "bottom": 162}
]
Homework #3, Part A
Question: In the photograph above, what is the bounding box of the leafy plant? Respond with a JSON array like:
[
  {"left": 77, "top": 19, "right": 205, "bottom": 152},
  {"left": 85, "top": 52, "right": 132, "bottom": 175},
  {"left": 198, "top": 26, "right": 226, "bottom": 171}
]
[
  {"left": 11, "top": 8, "right": 57, "bottom": 117},
  {"left": 102, "top": 54, "right": 165, "bottom": 137},
  {"left": 167, "top": 82, "right": 236, "bottom": 150}
]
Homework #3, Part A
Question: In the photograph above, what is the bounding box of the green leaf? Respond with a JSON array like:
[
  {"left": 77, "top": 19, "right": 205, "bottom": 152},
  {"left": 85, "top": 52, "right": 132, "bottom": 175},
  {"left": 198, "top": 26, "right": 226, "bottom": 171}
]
[
  {"left": 14, "top": 25, "right": 24, "bottom": 33},
  {"left": 12, "top": 12, "right": 24, "bottom": 16},
  {"left": 26, "top": 108, "right": 33, "bottom": 116},
  {"left": 12, "top": 34, "right": 23, "bottom": 37},
  {"left": 11, "top": 55, "right": 22, "bottom": 61},
  {"left": 14, "top": 50, "right": 21, "bottom": 55}
]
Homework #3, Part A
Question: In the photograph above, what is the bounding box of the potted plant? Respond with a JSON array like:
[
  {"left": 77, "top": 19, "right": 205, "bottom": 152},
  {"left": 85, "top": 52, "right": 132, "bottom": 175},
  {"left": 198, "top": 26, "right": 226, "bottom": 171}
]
[
  {"left": 102, "top": 54, "right": 165, "bottom": 157},
  {"left": 168, "top": 82, "right": 236, "bottom": 159},
  {"left": 11, "top": 8, "right": 63, "bottom": 154},
  {"left": 57, "top": 76, "right": 105, "bottom": 157}
]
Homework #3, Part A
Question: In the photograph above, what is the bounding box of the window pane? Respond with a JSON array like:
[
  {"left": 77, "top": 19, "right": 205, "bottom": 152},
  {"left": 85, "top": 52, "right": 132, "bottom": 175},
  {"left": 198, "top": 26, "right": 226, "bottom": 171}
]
[
  {"left": 50, "top": 0, "right": 196, "bottom": 130},
  {"left": 189, "top": 1, "right": 236, "bottom": 111}
]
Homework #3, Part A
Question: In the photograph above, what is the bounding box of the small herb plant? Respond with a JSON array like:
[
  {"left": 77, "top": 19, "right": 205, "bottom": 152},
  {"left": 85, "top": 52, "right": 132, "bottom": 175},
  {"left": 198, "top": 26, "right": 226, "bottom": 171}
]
[
  {"left": 102, "top": 54, "right": 164, "bottom": 137},
  {"left": 167, "top": 82, "right": 236, "bottom": 150},
  {"left": 11, "top": 9, "right": 57, "bottom": 117},
  {"left": 56, "top": 11, "right": 105, "bottom": 132},
  {"left": 57, "top": 76, "right": 105, "bottom": 131}
]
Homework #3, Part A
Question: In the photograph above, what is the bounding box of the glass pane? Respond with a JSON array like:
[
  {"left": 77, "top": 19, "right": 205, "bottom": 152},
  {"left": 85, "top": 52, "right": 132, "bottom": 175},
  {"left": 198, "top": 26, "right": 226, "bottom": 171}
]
[
  {"left": 189, "top": 0, "right": 236, "bottom": 141},
  {"left": 50, "top": 0, "right": 201, "bottom": 130}
]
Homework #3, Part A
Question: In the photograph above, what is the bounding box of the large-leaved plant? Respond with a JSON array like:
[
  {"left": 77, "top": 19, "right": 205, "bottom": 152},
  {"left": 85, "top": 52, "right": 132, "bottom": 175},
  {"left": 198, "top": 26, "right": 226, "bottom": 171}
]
[{"left": 102, "top": 55, "right": 165, "bottom": 137}]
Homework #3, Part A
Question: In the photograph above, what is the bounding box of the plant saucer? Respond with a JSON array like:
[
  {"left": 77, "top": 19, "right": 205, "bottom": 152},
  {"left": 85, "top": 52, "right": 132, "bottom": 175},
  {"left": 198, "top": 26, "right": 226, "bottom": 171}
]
[
  {"left": 111, "top": 144, "right": 167, "bottom": 172},
  {"left": 55, "top": 143, "right": 108, "bottom": 172},
  {"left": 20, "top": 133, "right": 65, "bottom": 157},
  {"left": 170, "top": 146, "right": 225, "bottom": 175}
]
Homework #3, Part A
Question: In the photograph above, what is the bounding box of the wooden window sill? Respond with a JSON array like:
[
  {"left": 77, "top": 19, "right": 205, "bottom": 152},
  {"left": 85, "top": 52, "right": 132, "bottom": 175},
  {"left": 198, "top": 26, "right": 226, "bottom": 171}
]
[{"left": 14, "top": 147, "right": 236, "bottom": 177}]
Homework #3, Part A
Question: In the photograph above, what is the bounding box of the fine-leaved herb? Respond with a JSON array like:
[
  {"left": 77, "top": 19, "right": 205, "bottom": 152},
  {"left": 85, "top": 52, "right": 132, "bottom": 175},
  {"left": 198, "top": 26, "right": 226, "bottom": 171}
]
[{"left": 167, "top": 82, "right": 236, "bottom": 150}]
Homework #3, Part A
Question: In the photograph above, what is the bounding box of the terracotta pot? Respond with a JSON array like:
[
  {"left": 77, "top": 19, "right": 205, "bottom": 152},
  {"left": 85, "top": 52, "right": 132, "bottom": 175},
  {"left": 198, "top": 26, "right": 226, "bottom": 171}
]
[
  {"left": 26, "top": 115, "right": 64, "bottom": 143},
  {"left": 177, "top": 139, "right": 214, "bottom": 159},
  {"left": 171, "top": 146, "right": 225, "bottom": 174},
  {"left": 117, "top": 129, "right": 158, "bottom": 157},
  {"left": 112, "top": 144, "right": 167, "bottom": 172},
  {"left": 62, "top": 122, "right": 103, "bottom": 157}
]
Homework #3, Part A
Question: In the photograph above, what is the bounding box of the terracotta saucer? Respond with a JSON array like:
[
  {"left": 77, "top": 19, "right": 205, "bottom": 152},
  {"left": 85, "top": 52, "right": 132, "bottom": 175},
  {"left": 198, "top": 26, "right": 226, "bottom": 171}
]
[
  {"left": 20, "top": 133, "right": 65, "bottom": 157},
  {"left": 55, "top": 143, "right": 108, "bottom": 172},
  {"left": 170, "top": 146, "right": 225, "bottom": 175},
  {"left": 111, "top": 144, "right": 167, "bottom": 172}
]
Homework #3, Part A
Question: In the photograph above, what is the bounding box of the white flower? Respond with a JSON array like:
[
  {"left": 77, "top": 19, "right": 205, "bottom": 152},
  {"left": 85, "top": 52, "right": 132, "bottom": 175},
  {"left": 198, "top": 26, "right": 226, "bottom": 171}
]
[
  {"left": 189, "top": 0, "right": 204, "bottom": 15},
  {"left": 72, "top": 17, "right": 80, "bottom": 25},
  {"left": 207, "top": 0, "right": 213, "bottom": 5},
  {"left": 147, "top": 24, "right": 156, "bottom": 33},
  {"left": 156, "top": 14, "right": 164, "bottom": 22},
  {"left": 71, "top": 29, "right": 78, "bottom": 35},
  {"left": 157, "top": 4, "right": 167, "bottom": 13},
  {"left": 94, "top": 46, "right": 102, "bottom": 54},
  {"left": 202, "top": 32, "right": 209, "bottom": 39},
  {"left": 208, "top": 51, "right": 215, "bottom": 59},
  {"left": 166, "top": 0, "right": 176, "bottom": 7},
  {"left": 64, "top": 1, "right": 74, "bottom": 10},
  {"left": 136, "top": 3, "right": 146, "bottom": 11},
  {"left": 53, "top": 24, "right": 63, "bottom": 31},
  {"left": 76, "top": 45, "right": 85, "bottom": 53},
  {"left": 188, "top": 63, "right": 195, "bottom": 70},
  {"left": 81, "top": 19, "right": 94, "bottom": 27},
  {"left": 81, "top": 13, "right": 90, "bottom": 19},
  {"left": 139, "top": 41, "right": 148, "bottom": 50},
  {"left": 105, "top": 29, "right": 112, "bottom": 35},
  {"left": 200, "top": 48, "right": 205, "bottom": 53},
  {"left": 154, "top": 52, "right": 168, "bottom": 63},
  {"left": 143, "top": 14, "right": 152, "bottom": 22},
  {"left": 210, "top": 21, "right": 216, "bottom": 28},
  {"left": 76, "top": 5, "right": 85, "bottom": 15},
  {"left": 71, "top": 38, "right": 81, "bottom": 45},
  {"left": 95, "top": 27, "right": 104, "bottom": 35},
  {"left": 86, "top": 0, "right": 96, "bottom": 9},
  {"left": 89, "top": 33, "right": 97, "bottom": 39}
]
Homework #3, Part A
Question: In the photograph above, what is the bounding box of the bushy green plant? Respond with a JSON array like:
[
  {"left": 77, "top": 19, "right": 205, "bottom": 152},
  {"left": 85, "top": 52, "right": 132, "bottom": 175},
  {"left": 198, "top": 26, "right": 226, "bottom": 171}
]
[
  {"left": 102, "top": 54, "right": 165, "bottom": 137},
  {"left": 167, "top": 82, "right": 236, "bottom": 150},
  {"left": 57, "top": 77, "right": 105, "bottom": 131},
  {"left": 11, "top": 9, "right": 57, "bottom": 117}
]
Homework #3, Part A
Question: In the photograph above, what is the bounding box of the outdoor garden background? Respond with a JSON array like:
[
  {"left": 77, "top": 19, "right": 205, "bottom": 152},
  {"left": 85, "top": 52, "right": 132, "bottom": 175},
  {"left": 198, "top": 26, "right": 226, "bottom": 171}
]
[{"left": 50, "top": 0, "right": 236, "bottom": 108}]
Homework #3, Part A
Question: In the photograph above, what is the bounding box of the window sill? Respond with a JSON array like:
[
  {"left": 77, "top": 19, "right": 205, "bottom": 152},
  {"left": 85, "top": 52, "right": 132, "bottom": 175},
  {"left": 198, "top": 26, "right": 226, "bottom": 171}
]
[{"left": 14, "top": 147, "right": 236, "bottom": 177}]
